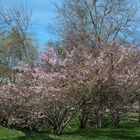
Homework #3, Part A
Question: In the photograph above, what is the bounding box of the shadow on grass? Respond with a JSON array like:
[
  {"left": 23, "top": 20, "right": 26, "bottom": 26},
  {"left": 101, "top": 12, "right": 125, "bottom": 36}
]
[
  {"left": 0, "top": 129, "right": 60, "bottom": 140},
  {"left": 62, "top": 120, "right": 140, "bottom": 140},
  {"left": 4, "top": 133, "right": 61, "bottom": 140},
  {"left": 2, "top": 127, "right": 140, "bottom": 140},
  {"left": 2, "top": 120, "right": 140, "bottom": 140},
  {"left": 63, "top": 127, "right": 140, "bottom": 140}
]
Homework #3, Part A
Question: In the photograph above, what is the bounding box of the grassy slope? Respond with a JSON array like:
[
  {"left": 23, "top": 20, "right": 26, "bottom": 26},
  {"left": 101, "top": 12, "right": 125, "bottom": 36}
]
[
  {"left": 0, "top": 113, "right": 140, "bottom": 140},
  {"left": 17, "top": 121, "right": 140, "bottom": 140},
  {"left": 0, "top": 125, "right": 24, "bottom": 140}
]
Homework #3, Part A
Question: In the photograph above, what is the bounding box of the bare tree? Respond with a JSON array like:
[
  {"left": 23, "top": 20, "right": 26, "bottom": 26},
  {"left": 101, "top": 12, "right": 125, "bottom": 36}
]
[
  {"left": 0, "top": 2, "right": 38, "bottom": 84},
  {"left": 55, "top": 0, "right": 140, "bottom": 47}
]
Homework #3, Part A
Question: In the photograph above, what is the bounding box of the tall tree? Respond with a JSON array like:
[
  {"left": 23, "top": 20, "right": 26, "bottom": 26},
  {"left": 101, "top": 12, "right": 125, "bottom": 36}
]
[
  {"left": 55, "top": 0, "right": 140, "bottom": 47},
  {"left": 0, "top": 3, "right": 38, "bottom": 84}
]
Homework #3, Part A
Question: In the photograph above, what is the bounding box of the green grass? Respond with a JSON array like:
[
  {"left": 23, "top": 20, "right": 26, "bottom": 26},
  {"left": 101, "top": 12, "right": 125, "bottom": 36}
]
[
  {"left": 0, "top": 118, "right": 140, "bottom": 140},
  {"left": 0, "top": 125, "right": 24, "bottom": 140}
]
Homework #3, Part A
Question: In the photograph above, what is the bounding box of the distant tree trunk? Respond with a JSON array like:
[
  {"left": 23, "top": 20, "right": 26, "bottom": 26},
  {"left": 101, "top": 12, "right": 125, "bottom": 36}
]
[
  {"left": 0, "top": 115, "right": 8, "bottom": 127},
  {"left": 79, "top": 115, "right": 88, "bottom": 129},
  {"left": 111, "top": 111, "right": 121, "bottom": 127},
  {"left": 138, "top": 99, "right": 140, "bottom": 123},
  {"left": 90, "top": 110, "right": 102, "bottom": 128},
  {"left": 95, "top": 111, "right": 102, "bottom": 128},
  {"left": 79, "top": 105, "right": 89, "bottom": 129}
]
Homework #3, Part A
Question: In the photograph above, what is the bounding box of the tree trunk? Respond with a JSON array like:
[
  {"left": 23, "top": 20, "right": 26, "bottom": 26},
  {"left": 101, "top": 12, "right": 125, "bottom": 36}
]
[
  {"left": 79, "top": 105, "right": 89, "bottom": 129},
  {"left": 138, "top": 99, "right": 140, "bottom": 123},
  {"left": 53, "top": 127, "right": 63, "bottom": 135},
  {"left": 111, "top": 111, "right": 121, "bottom": 127},
  {"left": 91, "top": 110, "right": 102, "bottom": 128},
  {"left": 79, "top": 115, "right": 88, "bottom": 129},
  {"left": 0, "top": 116, "right": 8, "bottom": 127}
]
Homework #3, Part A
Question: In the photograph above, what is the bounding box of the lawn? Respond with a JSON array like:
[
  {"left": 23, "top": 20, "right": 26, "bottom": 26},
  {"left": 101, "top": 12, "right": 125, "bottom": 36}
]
[
  {"left": 0, "top": 125, "right": 24, "bottom": 140},
  {"left": 0, "top": 115, "right": 140, "bottom": 140}
]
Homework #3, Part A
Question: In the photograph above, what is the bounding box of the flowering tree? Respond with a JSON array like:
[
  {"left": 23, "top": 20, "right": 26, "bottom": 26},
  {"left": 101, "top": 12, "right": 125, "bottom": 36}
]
[
  {"left": 0, "top": 39, "right": 139, "bottom": 134},
  {"left": 97, "top": 44, "right": 140, "bottom": 127}
]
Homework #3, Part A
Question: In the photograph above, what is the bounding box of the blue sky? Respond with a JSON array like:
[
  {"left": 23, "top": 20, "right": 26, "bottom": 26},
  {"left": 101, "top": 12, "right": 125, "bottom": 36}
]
[
  {"left": 1, "top": 0, "right": 60, "bottom": 48},
  {"left": 2, "top": 0, "right": 140, "bottom": 49}
]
